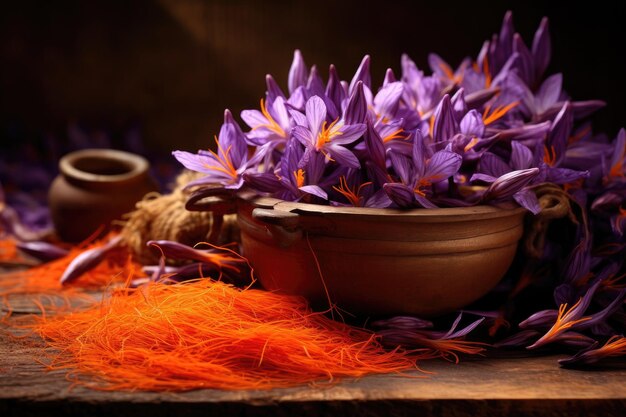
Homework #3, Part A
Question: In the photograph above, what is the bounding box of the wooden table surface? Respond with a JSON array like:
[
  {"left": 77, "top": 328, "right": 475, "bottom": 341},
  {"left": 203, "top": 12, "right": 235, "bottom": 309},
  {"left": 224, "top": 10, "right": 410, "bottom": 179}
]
[{"left": 1, "top": 276, "right": 625, "bottom": 417}]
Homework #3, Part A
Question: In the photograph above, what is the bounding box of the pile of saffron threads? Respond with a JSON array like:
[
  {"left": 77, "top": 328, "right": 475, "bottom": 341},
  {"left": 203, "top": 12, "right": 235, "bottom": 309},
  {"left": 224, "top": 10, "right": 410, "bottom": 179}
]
[
  {"left": 31, "top": 279, "right": 423, "bottom": 391},
  {"left": 0, "top": 237, "right": 139, "bottom": 312},
  {"left": 0, "top": 238, "right": 20, "bottom": 263}
]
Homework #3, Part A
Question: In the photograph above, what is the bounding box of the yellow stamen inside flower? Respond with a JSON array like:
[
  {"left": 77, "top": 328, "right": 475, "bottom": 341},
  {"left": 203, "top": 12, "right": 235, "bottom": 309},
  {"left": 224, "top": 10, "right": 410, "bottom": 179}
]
[
  {"left": 563, "top": 178, "right": 585, "bottom": 194},
  {"left": 294, "top": 169, "right": 305, "bottom": 188},
  {"left": 439, "top": 61, "right": 455, "bottom": 81},
  {"left": 332, "top": 176, "right": 372, "bottom": 207},
  {"left": 538, "top": 299, "right": 591, "bottom": 342},
  {"left": 429, "top": 115, "right": 436, "bottom": 137},
  {"left": 483, "top": 56, "right": 492, "bottom": 88},
  {"left": 543, "top": 145, "right": 557, "bottom": 167},
  {"left": 567, "top": 125, "right": 591, "bottom": 145},
  {"left": 609, "top": 141, "right": 626, "bottom": 178},
  {"left": 438, "top": 61, "right": 464, "bottom": 84},
  {"left": 204, "top": 136, "right": 238, "bottom": 181},
  {"left": 464, "top": 137, "right": 480, "bottom": 152},
  {"left": 383, "top": 128, "right": 408, "bottom": 143},
  {"left": 482, "top": 101, "right": 520, "bottom": 126},
  {"left": 316, "top": 118, "right": 342, "bottom": 150},
  {"left": 591, "top": 335, "right": 626, "bottom": 358},
  {"left": 253, "top": 98, "right": 286, "bottom": 137}
]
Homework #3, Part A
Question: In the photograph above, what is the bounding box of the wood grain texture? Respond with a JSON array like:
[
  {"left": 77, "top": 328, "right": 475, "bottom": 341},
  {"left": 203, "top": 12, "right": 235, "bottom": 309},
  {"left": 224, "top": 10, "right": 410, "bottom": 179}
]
[
  {"left": 0, "top": 265, "right": 624, "bottom": 417},
  {"left": 1, "top": 313, "right": 625, "bottom": 417}
]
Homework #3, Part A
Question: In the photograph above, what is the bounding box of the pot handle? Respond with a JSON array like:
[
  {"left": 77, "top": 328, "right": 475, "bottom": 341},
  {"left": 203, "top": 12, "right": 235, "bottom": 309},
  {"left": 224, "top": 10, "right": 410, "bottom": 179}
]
[
  {"left": 252, "top": 208, "right": 302, "bottom": 247},
  {"left": 185, "top": 187, "right": 237, "bottom": 215}
]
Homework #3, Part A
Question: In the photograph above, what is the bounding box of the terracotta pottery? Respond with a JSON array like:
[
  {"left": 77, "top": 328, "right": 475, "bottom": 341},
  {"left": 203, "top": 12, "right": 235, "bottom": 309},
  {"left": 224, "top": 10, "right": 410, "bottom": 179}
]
[
  {"left": 226, "top": 193, "right": 527, "bottom": 317},
  {"left": 48, "top": 149, "right": 158, "bottom": 242}
]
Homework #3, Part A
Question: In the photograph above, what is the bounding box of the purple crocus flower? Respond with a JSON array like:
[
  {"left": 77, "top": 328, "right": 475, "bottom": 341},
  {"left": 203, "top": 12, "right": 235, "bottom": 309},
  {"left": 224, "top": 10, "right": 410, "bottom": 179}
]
[
  {"left": 147, "top": 240, "right": 247, "bottom": 274},
  {"left": 385, "top": 131, "right": 462, "bottom": 208},
  {"left": 244, "top": 137, "right": 330, "bottom": 202},
  {"left": 173, "top": 110, "right": 259, "bottom": 190},
  {"left": 60, "top": 236, "right": 122, "bottom": 285},
  {"left": 292, "top": 95, "right": 366, "bottom": 168},
  {"left": 559, "top": 336, "right": 626, "bottom": 367},
  {"left": 241, "top": 96, "right": 291, "bottom": 146},
  {"left": 373, "top": 313, "right": 486, "bottom": 362}
]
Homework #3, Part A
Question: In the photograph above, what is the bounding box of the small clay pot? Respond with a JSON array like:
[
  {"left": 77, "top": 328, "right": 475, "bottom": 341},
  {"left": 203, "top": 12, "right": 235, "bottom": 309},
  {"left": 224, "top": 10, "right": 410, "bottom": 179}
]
[
  {"left": 228, "top": 193, "right": 527, "bottom": 317},
  {"left": 49, "top": 149, "right": 158, "bottom": 242}
]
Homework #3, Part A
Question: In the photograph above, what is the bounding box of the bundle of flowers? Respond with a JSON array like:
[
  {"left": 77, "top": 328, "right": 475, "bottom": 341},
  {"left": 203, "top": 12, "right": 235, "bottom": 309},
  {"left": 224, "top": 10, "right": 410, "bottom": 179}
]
[{"left": 173, "top": 11, "right": 626, "bottom": 365}]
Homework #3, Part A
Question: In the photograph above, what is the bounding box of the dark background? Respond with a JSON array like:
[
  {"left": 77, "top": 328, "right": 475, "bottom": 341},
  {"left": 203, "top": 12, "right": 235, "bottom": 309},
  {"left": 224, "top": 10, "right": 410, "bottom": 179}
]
[{"left": 1, "top": 0, "right": 625, "bottom": 158}]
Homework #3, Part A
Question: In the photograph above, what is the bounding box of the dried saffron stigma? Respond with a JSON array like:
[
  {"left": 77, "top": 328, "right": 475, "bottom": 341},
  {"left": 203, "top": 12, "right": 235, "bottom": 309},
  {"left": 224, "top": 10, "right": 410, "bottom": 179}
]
[{"left": 32, "top": 279, "right": 423, "bottom": 391}]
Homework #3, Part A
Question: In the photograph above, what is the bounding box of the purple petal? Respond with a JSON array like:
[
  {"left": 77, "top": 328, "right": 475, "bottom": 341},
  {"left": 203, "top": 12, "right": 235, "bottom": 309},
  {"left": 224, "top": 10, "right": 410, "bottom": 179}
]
[
  {"left": 242, "top": 171, "right": 282, "bottom": 193},
  {"left": 389, "top": 151, "right": 412, "bottom": 184},
  {"left": 451, "top": 88, "right": 468, "bottom": 121},
  {"left": 383, "top": 182, "right": 415, "bottom": 208},
  {"left": 483, "top": 168, "right": 540, "bottom": 201},
  {"left": 383, "top": 68, "right": 397, "bottom": 85},
  {"left": 306, "top": 65, "right": 325, "bottom": 97},
  {"left": 365, "top": 121, "right": 386, "bottom": 170},
  {"left": 327, "top": 145, "right": 360, "bottom": 168},
  {"left": 332, "top": 123, "right": 366, "bottom": 145},
  {"left": 372, "top": 316, "right": 433, "bottom": 330},
  {"left": 547, "top": 102, "right": 573, "bottom": 165},
  {"left": 265, "top": 74, "right": 285, "bottom": 103},
  {"left": 60, "top": 236, "right": 122, "bottom": 285},
  {"left": 344, "top": 81, "right": 367, "bottom": 125},
  {"left": 299, "top": 184, "right": 328, "bottom": 200},
  {"left": 432, "top": 95, "right": 459, "bottom": 142},
  {"left": 532, "top": 17, "right": 551, "bottom": 81},
  {"left": 172, "top": 150, "right": 214, "bottom": 174},
  {"left": 349, "top": 55, "right": 371, "bottom": 95},
  {"left": 511, "top": 141, "right": 534, "bottom": 170},
  {"left": 459, "top": 109, "right": 485, "bottom": 138},
  {"left": 414, "top": 194, "right": 438, "bottom": 208},
  {"left": 325, "top": 64, "right": 346, "bottom": 114},
  {"left": 535, "top": 73, "right": 562, "bottom": 113},
  {"left": 544, "top": 167, "right": 589, "bottom": 184},
  {"left": 291, "top": 125, "right": 313, "bottom": 148},
  {"left": 16, "top": 241, "right": 69, "bottom": 262},
  {"left": 305, "top": 96, "right": 328, "bottom": 138},
  {"left": 373, "top": 81, "right": 403, "bottom": 118},
  {"left": 288, "top": 50, "right": 308, "bottom": 94},
  {"left": 424, "top": 150, "right": 462, "bottom": 183},
  {"left": 478, "top": 152, "right": 510, "bottom": 178},
  {"left": 494, "top": 330, "right": 541, "bottom": 348},
  {"left": 465, "top": 89, "right": 498, "bottom": 110},
  {"left": 513, "top": 189, "right": 541, "bottom": 214},
  {"left": 519, "top": 309, "right": 559, "bottom": 329},
  {"left": 512, "top": 33, "right": 534, "bottom": 85}
]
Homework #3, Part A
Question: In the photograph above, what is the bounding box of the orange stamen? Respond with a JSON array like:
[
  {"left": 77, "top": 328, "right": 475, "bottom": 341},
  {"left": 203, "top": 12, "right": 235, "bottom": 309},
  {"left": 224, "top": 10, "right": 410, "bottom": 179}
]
[
  {"left": 464, "top": 137, "right": 480, "bottom": 152},
  {"left": 332, "top": 176, "right": 372, "bottom": 207},
  {"left": 316, "top": 118, "right": 342, "bottom": 150},
  {"left": 253, "top": 98, "right": 286, "bottom": 137},
  {"left": 538, "top": 299, "right": 592, "bottom": 343},
  {"left": 483, "top": 56, "right": 492, "bottom": 88},
  {"left": 27, "top": 279, "right": 428, "bottom": 391},
  {"left": 204, "top": 136, "right": 238, "bottom": 181},
  {"left": 382, "top": 128, "right": 408, "bottom": 143},
  {"left": 482, "top": 101, "right": 519, "bottom": 126},
  {"left": 294, "top": 169, "right": 305, "bottom": 188},
  {"left": 543, "top": 145, "right": 557, "bottom": 167},
  {"left": 567, "top": 125, "right": 592, "bottom": 145}
]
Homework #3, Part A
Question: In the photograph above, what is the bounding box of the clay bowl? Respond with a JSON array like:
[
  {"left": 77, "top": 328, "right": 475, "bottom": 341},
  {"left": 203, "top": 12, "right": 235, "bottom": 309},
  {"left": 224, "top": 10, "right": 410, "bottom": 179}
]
[
  {"left": 232, "top": 194, "right": 527, "bottom": 317},
  {"left": 49, "top": 149, "right": 158, "bottom": 242},
  {"left": 187, "top": 189, "right": 528, "bottom": 317}
]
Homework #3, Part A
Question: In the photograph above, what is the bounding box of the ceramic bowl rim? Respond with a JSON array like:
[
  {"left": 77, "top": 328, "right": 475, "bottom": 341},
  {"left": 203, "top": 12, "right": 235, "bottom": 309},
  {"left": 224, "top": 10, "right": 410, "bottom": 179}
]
[{"left": 60, "top": 148, "right": 149, "bottom": 183}]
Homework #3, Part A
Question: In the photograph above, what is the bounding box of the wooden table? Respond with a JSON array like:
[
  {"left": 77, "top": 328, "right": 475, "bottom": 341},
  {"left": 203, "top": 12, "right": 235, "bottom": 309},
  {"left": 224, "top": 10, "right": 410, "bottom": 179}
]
[{"left": 1, "top": 277, "right": 625, "bottom": 416}]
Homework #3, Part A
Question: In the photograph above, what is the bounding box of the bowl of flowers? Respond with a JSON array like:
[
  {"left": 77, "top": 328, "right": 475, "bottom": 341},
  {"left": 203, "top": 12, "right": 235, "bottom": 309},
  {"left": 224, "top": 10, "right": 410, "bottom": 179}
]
[{"left": 173, "top": 15, "right": 618, "bottom": 317}]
